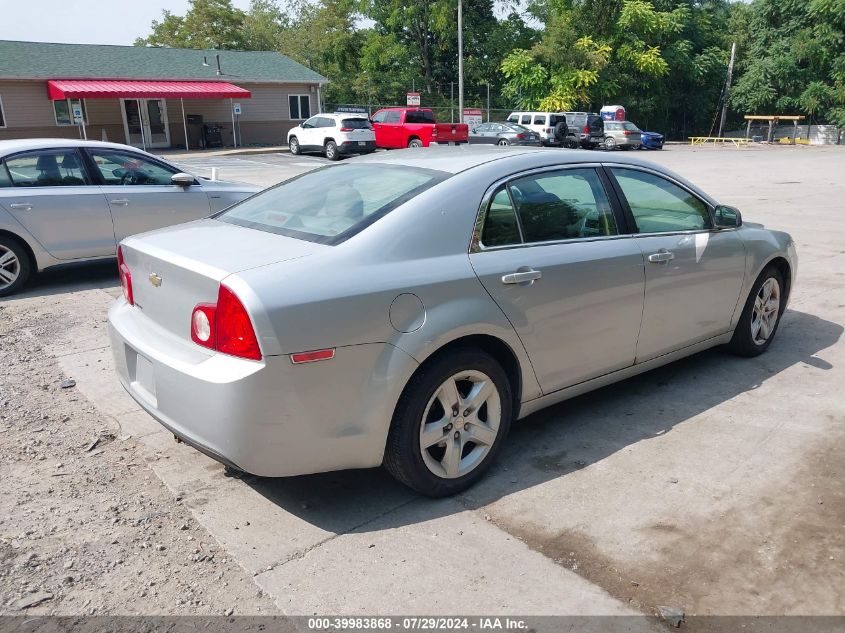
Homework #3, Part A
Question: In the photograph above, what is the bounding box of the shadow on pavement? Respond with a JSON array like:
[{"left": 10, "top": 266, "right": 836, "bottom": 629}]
[
  {"left": 244, "top": 308, "right": 842, "bottom": 531},
  {"left": 1, "top": 260, "right": 119, "bottom": 301}
]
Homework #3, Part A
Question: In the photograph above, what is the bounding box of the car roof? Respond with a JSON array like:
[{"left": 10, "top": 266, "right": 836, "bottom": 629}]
[
  {"left": 352, "top": 145, "right": 682, "bottom": 177},
  {"left": 0, "top": 138, "right": 163, "bottom": 158},
  {"left": 325, "top": 112, "right": 368, "bottom": 119}
]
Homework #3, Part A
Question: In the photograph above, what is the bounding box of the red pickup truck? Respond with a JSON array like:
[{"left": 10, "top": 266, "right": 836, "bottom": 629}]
[{"left": 371, "top": 107, "right": 469, "bottom": 149}]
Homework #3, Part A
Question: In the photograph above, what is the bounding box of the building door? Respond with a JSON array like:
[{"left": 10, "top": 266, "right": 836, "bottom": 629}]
[{"left": 121, "top": 99, "right": 171, "bottom": 149}]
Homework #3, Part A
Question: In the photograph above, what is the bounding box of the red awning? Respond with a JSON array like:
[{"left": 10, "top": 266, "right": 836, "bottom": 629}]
[{"left": 47, "top": 79, "right": 251, "bottom": 100}]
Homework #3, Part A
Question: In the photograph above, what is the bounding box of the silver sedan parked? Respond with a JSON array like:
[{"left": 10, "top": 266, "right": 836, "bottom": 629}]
[
  {"left": 468, "top": 122, "right": 541, "bottom": 146},
  {"left": 108, "top": 147, "right": 797, "bottom": 496},
  {"left": 0, "top": 139, "right": 260, "bottom": 296}
]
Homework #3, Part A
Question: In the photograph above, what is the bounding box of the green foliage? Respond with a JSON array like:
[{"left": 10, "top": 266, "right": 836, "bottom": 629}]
[{"left": 134, "top": 0, "right": 845, "bottom": 136}]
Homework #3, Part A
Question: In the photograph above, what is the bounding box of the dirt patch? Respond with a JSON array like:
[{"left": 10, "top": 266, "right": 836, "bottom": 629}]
[
  {"left": 500, "top": 431, "right": 845, "bottom": 625},
  {"left": 0, "top": 300, "right": 278, "bottom": 615}
]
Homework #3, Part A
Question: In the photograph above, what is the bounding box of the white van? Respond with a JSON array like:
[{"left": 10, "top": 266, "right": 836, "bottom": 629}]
[{"left": 506, "top": 112, "right": 566, "bottom": 146}]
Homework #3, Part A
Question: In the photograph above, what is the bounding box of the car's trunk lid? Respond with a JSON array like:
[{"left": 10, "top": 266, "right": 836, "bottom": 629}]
[{"left": 121, "top": 218, "right": 322, "bottom": 340}]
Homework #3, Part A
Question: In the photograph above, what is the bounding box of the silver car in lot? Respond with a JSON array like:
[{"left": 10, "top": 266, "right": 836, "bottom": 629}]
[
  {"left": 603, "top": 121, "right": 642, "bottom": 150},
  {"left": 108, "top": 147, "right": 797, "bottom": 496},
  {"left": 0, "top": 139, "right": 260, "bottom": 296},
  {"left": 468, "top": 122, "right": 541, "bottom": 146}
]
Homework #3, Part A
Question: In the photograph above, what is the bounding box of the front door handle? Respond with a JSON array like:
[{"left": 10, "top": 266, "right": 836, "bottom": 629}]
[
  {"left": 502, "top": 268, "right": 542, "bottom": 285},
  {"left": 9, "top": 203, "right": 32, "bottom": 211},
  {"left": 110, "top": 199, "right": 130, "bottom": 206},
  {"left": 647, "top": 249, "right": 675, "bottom": 263}
]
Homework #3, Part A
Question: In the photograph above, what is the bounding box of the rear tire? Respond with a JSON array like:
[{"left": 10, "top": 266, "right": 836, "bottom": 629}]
[
  {"left": 727, "top": 266, "right": 786, "bottom": 357},
  {"left": 289, "top": 136, "right": 301, "bottom": 155},
  {"left": 0, "top": 235, "right": 31, "bottom": 297},
  {"left": 384, "top": 349, "right": 513, "bottom": 497},
  {"left": 325, "top": 140, "right": 340, "bottom": 161},
  {"left": 497, "top": 139, "right": 510, "bottom": 146},
  {"left": 408, "top": 138, "right": 423, "bottom": 149}
]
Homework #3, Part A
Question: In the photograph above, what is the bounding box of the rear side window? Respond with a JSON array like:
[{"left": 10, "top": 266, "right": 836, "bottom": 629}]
[
  {"left": 218, "top": 164, "right": 449, "bottom": 245},
  {"left": 622, "top": 121, "right": 640, "bottom": 131},
  {"left": 4, "top": 149, "right": 91, "bottom": 187},
  {"left": 482, "top": 188, "right": 521, "bottom": 247},
  {"left": 405, "top": 110, "right": 436, "bottom": 124},
  {"left": 611, "top": 168, "right": 710, "bottom": 233},
  {"left": 520, "top": 115, "right": 531, "bottom": 125},
  {"left": 533, "top": 115, "right": 545, "bottom": 125},
  {"left": 318, "top": 117, "right": 336, "bottom": 128},
  {"left": 341, "top": 118, "right": 371, "bottom": 129},
  {"left": 509, "top": 169, "right": 617, "bottom": 243}
]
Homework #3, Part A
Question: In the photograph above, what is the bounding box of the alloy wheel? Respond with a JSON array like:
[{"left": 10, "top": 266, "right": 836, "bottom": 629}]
[
  {"left": 0, "top": 244, "right": 21, "bottom": 291},
  {"left": 497, "top": 139, "right": 509, "bottom": 146},
  {"left": 751, "top": 277, "right": 781, "bottom": 345},
  {"left": 419, "top": 370, "right": 501, "bottom": 479}
]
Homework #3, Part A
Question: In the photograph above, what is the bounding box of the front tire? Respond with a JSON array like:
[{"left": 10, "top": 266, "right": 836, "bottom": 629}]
[
  {"left": 604, "top": 137, "right": 616, "bottom": 150},
  {"left": 325, "top": 140, "right": 340, "bottom": 161},
  {"left": 384, "top": 349, "right": 513, "bottom": 497},
  {"left": 0, "top": 236, "right": 31, "bottom": 297},
  {"left": 727, "top": 266, "right": 786, "bottom": 357},
  {"left": 289, "top": 136, "right": 301, "bottom": 155}
]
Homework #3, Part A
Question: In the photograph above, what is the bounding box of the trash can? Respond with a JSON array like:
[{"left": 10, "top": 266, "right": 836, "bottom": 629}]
[{"left": 203, "top": 123, "right": 223, "bottom": 149}]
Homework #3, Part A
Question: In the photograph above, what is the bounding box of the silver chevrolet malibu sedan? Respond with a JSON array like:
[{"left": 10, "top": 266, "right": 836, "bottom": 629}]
[{"left": 108, "top": 147, "right": 797, "bottom": 496}]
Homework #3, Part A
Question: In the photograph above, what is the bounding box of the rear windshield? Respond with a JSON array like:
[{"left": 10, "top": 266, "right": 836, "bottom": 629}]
[
  {"left": 342, "top": 118, "right": 371, "bottom": 129},
  {"left": 405, "top": 110, "right": 436, "bottom": 124},
  {"left": 217, "top": 164, "right": 449, "bottom": 245}
]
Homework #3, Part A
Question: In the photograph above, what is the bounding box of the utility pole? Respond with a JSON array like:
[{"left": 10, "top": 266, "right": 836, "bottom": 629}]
[
  {"left": 451, "top": 82, "right": 454, "bottom": 123},
  {"left": 487, "top": 84, "right": 490, "bottom": 122},
  {"left": 718, "top": 42, "right": 736, "bottom": 138},
  {"left": 457, "top": 0, "right": 464, "bottom": 123}
]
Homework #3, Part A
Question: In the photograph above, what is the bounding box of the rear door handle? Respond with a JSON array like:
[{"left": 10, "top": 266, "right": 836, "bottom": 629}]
[
  {"left": 9, "top": 203, "right": 32, "bottom": 211},
  {"left": 110, "top": 199, "right": 130, "bottom": 206},
  {"left": 502, "top": 268, "right": 542, "bottom": 285},
  {"left": 647, "top": 250, "right": 675, "bottom": 263}
]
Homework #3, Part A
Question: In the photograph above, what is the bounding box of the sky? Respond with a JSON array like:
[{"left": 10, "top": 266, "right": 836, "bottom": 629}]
[{"left": 0, "top": 0, "right": 252, "bottom": 46}]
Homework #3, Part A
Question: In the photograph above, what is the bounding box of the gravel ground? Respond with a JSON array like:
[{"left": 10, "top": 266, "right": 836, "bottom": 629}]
[{"left": 0, "top": 300, "right": 278, "bottom": 616}]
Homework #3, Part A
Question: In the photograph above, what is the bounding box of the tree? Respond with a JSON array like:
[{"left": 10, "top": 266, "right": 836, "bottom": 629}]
[{"left": 135, "top": 0, "right": 247, "bottom": 49}]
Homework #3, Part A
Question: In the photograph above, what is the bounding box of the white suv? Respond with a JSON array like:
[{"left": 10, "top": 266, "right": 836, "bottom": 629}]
[
  {"left": 287, "top": 113, "right": 376, "bottom": 160},
  {"left": 506, "top": 112, "right": 566, "bottom": 146}
]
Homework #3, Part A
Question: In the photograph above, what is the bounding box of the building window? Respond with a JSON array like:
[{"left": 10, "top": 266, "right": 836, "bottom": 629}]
[
  {"left": 0, "top": 96, "right": 6, "bottom": 128},
  {"left": 53, "top": 99, "right": 88, "bottom": 126},
  {"left": 288, "top": 95, "right": 310, "bottom": 120}
]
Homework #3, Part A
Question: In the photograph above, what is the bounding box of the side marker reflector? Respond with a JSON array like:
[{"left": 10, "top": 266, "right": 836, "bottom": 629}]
[{"left": 290, "top": 349, "right": 335, "bottom": 364}]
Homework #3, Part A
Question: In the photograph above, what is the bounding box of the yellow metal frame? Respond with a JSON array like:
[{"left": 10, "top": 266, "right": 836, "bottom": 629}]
[{"left": 688, "top": 136, "right": 750, "bottom": 148}]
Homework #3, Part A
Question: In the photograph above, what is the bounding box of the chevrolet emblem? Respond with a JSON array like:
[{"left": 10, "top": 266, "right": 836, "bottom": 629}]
[{"left": 149, "top": 273, "right": 162, "bottom": 287}]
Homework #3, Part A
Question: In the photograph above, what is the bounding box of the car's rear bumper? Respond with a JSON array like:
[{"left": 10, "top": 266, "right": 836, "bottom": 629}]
[
  {"left": 108, "top": 299, "right": 418, "bottom": 477},
  {"left": 338, "top": 140, "right": 376, "bottom": 154}
]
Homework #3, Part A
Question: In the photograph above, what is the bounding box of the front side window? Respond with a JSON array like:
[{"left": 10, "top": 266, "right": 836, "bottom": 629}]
[
  {"left": 5, "top": 149, "right": 91, "bottom": 187},
  {"left": 507, "top": 114, "right": 519, "bottom": 123},
  {"left": 384, "top": 111, "right": 401, "bottom": 123},
  {"left": 218, "top": 164, "right": 448, "bottom": 244},
  {"left": 482, "top": 187, "right": 521, "bottom": 247},
  {"left": 53, "top": 99, "right": 87, "bottom": 126},
  {"left": 611, "top": 168, "right": 711, "bottom": 233},
  {"left": 509, "top": 169, "right": 617, "bottom": 243},
  {"left": 288, "top": 95, "right": 311, "bottom": 120},
  {"left": 371, "top": 111, "right": 387, "bottom": 123},
  {"left": 88, "top": 150, "right": 178, "bottom": 186}
]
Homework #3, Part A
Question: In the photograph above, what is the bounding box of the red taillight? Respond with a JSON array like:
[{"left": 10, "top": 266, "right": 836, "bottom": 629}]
[
  {"left": 117, "top": 245, "right": 133, "bottom": 306},
  {"left": 515, "top": 133, "right": 526, "bottom": 139},
  {"left": 190, "top": 285, "right": 262, "bottom": 361},
  {"left": 339, "top": 127, "right": 353, "bottom": 132},
  {"left": 583, "top": 124, "right": 590, "bottom": 133},
  {"left": 546, "top": 127, "right": 553, "bottom": 133},
  {"left": 290, "top": 349, "right": 335, "bottom": 364},
  {"left": 623, "top": 130, "right": 632, "bottom": 135},
  {"left": 431, "top": 128, "right": 438, "bottom": 138}
]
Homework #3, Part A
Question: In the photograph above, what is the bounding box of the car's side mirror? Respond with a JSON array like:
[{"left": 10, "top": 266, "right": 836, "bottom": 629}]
[
  {"left": 714, "top": 204, "right": 742, "bottom": 228},
  {"left": 171, "top": 173, "right": 195, "bottom": 187}
]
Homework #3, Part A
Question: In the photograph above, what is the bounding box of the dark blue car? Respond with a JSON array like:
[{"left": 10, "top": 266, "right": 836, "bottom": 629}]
[{"left": 640, "top": 131, "right": 664, "bottom": 149}]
